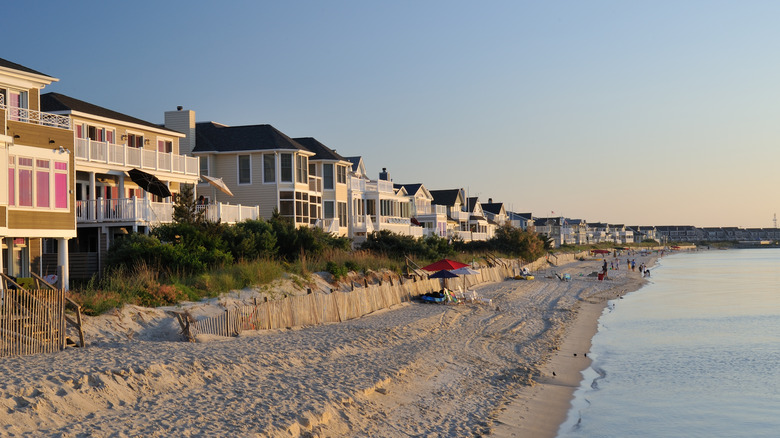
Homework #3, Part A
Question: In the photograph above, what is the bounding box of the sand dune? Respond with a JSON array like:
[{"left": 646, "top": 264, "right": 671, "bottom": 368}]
[{"left": 0, "top": 254, "right": 654, "bottom": 437}]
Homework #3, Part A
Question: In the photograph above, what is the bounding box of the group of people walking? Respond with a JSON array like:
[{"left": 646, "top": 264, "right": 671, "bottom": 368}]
[
  {"left": 626, "top": 258, "right": 651, "bottom": 277},
  {"left": 602, "top": 258, "right": 651, "bottom": 277}
]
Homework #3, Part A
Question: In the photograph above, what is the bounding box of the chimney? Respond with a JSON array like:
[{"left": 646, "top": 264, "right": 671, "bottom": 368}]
[
  {"left": 379, "top": 167, "right": 390, "bottom": 181},
  {"left": 164, "top": 107, "right": 196, "bottom": 156}
]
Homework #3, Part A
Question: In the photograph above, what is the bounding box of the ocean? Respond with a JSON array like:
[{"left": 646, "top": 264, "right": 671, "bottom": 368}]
[{"left": 557, "top": 248, "right": 780, "bottom": 438}]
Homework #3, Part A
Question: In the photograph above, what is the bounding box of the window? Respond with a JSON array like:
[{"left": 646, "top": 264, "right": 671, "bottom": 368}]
[
  {"left": 279, "top": 191, "right": 294, "bottom": 218},
  {"left": 337, "top": 202, "right": 347, "bottom": 227},
  {"left": 280, "top": 154, "right": 293, "bottom": 182},
  {"left": 8, "top": 156, "right": 67, "bottom": 210},
  {"left": 337, "top": 165, "right": 347, "bottom": 184},
  {"left": 126, "top": 133, "right": 144, "bottom": 148},
  {"left": 323, "top": 164, "right": 334, "bottom": 190},
  {"left": 200, "top": 155, "right": 209, "bottom": 177},
  {"left": 295, "top": 192, "right": 309, "bottom": 223},
  {"left": 324, "top": 201, "right": 335, "bottom": 219},
  {"left": 263, "top": 154, "right": 275, "bottom": 183},
  {"left": 18, "top": 158, "right": 33, "bottom": 207},
  {"left": 36, "top": 160, "right": 50, "bottom": 208},
  {"left": 296, "top": 155, "right": 308, "bottom": 184},
  {"left": 54, "top": 161, "right": 68, "bottom": 209},
  {"left": 238, "top": 155, "right": 251, "bottom": 184},
  {"left": 157, "top": 139, "right": 173, "bottom": 153},
  {"left": 7, "top": 91, "right": 28, "bottom": 121}
]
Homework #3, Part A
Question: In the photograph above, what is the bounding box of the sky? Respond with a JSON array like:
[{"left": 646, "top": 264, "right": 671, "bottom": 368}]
[{"left": 6, "top": 0, "right": 780, "bottom": 228}]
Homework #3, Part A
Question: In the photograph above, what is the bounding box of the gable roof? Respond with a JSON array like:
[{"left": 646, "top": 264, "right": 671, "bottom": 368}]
[
  {"left": 481, "top": 202, "right": 504, "bottom": 215},
  {"left": 344, "top": 156, "right": 368, "bottom": 179},
  {"left": 293, "top": 137, "right": 347, "bottom": 161},
  {"left": 0, "top": 58, "right": 55, "bottom": 79},
  {"left": 194, "top": 122, "right": 308, "bottom": 153},
  {"left": 394, "top": 183, "right": 422, "bottom": 195},
  {"left": 430, "top": 189, "right": 462, "bottom": 207},
  {"left": 466, "top": 197, "right": 481, "bottom": 213},
  {"left": 41, "top": 92, "right": 177, "bottom": 133}
]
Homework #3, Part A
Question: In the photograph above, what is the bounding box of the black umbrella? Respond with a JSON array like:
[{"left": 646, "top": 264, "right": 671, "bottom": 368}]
[
  {"left": 428, "top": 269, "right": 459, "bottom": 279},
  {"left": 128, "top": 168, "right": 171, "bottom": 198}
]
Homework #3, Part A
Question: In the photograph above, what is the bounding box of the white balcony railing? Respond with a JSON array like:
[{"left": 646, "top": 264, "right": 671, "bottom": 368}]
[
  {"left": 349, "top": 178, "right": 395, "bottom": 194},
  {"left": 76, "top": 198, "right": 259, "bottom": 225},
  {"left": 74, "top": 138, "right": 199, "bottom": 176},
  {"left": 1, "top": 99, "right": 71, "bottom": 130}
]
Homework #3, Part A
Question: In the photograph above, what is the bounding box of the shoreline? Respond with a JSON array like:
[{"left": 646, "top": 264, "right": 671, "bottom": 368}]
[{"left": 489, "top": 254, "right": 658, "bottom": 438}]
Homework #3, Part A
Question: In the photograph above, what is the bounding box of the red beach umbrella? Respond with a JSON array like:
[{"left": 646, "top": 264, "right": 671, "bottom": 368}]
[{"left": 422, "top": 259, "right": 470, "bottom": 272}]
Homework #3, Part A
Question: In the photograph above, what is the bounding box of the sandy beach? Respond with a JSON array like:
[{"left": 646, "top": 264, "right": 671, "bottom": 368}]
[{"left": 0, "top": 253, "right": 656, "bottom": 437}]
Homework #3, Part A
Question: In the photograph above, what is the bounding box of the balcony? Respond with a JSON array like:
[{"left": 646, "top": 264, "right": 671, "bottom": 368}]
[
  {"left": 74, "top": 138, "right": 199, "bottom": 176},
  {"left": 450, "top": 209, "right": 470, "bottom": 222},
  {"left": 349, "top": 178, "right": 395, "bottom": 193},
  {"left": 76, "top": 198, "right": 259, "bottom": 226},
  {"left": 0, "top": 97, "right": 71, "bottom": 129}
]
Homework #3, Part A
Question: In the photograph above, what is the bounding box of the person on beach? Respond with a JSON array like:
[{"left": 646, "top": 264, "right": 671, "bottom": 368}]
[
  {"left": 627, "top": 259, "right": 631, "bottom": 270},
  {"left": 631, "top": 259, "right": 636, "bottom": 271},
  {"left": 603, "top": 259, "right": 608, "bottom": 273}
]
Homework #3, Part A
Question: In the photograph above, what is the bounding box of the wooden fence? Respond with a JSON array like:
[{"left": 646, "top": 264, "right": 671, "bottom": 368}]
[
  {"left": 178, "top": 263, "right": 518, "bottom": 340},
  {"left": 0, "top": 288, "right": 67, "bottom": 357}
]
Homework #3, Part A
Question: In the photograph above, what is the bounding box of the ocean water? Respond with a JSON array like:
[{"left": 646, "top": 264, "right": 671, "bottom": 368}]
[{"left": 557, "top": 249, "right": 780, "bottom": 438}]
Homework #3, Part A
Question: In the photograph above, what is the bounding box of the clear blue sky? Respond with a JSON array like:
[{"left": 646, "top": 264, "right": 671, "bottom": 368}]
[{"left": 8, "top": 1, "right": 780, "bottom": 228}]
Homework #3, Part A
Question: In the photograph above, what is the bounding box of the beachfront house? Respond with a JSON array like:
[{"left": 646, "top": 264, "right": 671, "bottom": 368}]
[
  {"left": 0, "top": 59, "right": 75, "bottom": 289},
  {"left": 430, "top": 189, "right": 470, "bottom": 241},
  {"left": 41, "top": 94, "right": 206, "bottom": 280},
  {"left": 347, "top": 167, "right": 419, "bottom": 244},
  {"left": 293, "top": 137, "right": 352, "bottom": 237},
  {"left": 655, "top": 225, "right": 698, "bottom": 243},
  {"left": 481, "top": 199, "right": 508, "bottom": 228},
  {"left": 394, "top": 183, "right": 447, "bottom": 238},
  {"left": 466, "top": 197, "right": 490, "bottom": 241},
  {"left": 190, "top": 121, "right": 334, "bottom": 228},
  {"left": 608, "top": 224, "right": 634, "bottom": 245},
  {"left": 534, "top": 217, "right": 583, "bottom": 247},
  {"left": 507, "top": 212, "right": 534, "bottom": 231}
]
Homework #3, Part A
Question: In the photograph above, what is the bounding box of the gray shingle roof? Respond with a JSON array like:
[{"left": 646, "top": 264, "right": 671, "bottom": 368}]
[
  {"left": 430, "top": 189, "right": 461, "bottom": 206},
  {"left": 293, "top": 137, "right": 347, "bottom": 161},
  {"left": 194, "top": 122, "right": 306, "bottom": 153}
]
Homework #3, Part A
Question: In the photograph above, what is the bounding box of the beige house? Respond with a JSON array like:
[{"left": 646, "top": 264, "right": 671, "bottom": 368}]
[
  {"left": 0, "top": 59, "right": 75, "bottom": 288},
  {"left": 41, "top": 93, "right": 204, "bottom": 279},
  {"left": 191, "top": 121, "right": 349, "bottom": 233}
]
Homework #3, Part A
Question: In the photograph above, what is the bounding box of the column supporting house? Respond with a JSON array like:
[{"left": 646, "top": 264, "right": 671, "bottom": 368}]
[
  {"left": 58, "top": 238, "right": 70, "bottom": 291},
  {"left": 118, "top": 173, "right": 125, "bottom": 199}
]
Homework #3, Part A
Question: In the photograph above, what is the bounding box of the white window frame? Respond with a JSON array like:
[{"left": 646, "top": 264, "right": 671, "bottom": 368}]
[
  {"left": 237, "top": 154, "right": 252, "bottom": 185},
  {"left": 263, "top": 154, "right": 275, "bottom": 184}
]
